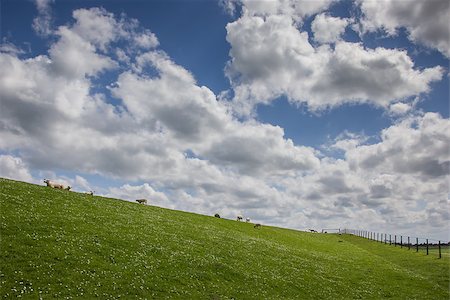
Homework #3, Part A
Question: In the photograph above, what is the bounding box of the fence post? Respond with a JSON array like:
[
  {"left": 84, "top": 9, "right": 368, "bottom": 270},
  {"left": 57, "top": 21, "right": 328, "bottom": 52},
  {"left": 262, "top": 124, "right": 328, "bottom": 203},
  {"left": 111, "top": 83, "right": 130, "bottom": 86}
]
[
  {"left": 390, "top": 234, "right": 392, "bottom": 245},
  {"left": 426, "top": 239, "right": 429, "bottom": 255},
  {"left": 408, "top": 237, "right": 410, "bottom": 250},
  {"left": 385, "top": 234, "right": 387, "bottom": 244},
  {"left": 400, "top": 236, "right": 402, "bottom": 248},
  {"left": 439, "top": 241, "right": 441, "bottom": 259},
  {"left": 394, "top": 235, "right": 397, "bottom": 247},
  {"left": 416, "top": 238, "right": 418, "bottom": 252}
]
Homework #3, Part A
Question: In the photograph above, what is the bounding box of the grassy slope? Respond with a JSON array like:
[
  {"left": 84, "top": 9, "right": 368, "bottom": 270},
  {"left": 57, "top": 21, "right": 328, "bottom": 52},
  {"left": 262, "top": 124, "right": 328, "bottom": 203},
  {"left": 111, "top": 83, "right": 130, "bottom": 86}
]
[{"left": 0, "top": 178, "right": 449, "bottom": 299}]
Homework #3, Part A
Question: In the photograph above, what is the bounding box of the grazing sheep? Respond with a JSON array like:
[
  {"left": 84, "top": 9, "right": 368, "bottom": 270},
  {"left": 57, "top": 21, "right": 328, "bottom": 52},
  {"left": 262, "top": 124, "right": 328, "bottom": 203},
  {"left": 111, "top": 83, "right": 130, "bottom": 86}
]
[
  {"left": 136, "top": 199, "right": 147, "bottom": 205},
  {"left": 86, "top": 191, "right": 94, "bottom": 196},
  {"left": 246, "top": 218, "right": 251, "bottom": 223},
  {"left": 214, "top": 213, "right": 221, "bottom": 218},
  {"left": 44, "top": 179, "right": 60, "bottom": 188},
  {"left": 254, "top": 223, "right": 261, "bottom": 229},
  {"left": 236, "top": 215, "right": 243, "bottom": 221},
  {"left": 309, "top": 229, "right": 318, "bottom": 233},
  {"left": 44, "top": 179, "right": 70, "bottom": 190}
]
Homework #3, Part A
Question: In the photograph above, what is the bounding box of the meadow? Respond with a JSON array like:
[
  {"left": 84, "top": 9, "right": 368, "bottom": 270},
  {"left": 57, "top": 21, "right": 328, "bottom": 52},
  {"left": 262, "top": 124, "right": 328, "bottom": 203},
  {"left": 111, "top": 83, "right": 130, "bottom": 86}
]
[{"left": 1, "top": 178, "right": 449, "bottom": 299}]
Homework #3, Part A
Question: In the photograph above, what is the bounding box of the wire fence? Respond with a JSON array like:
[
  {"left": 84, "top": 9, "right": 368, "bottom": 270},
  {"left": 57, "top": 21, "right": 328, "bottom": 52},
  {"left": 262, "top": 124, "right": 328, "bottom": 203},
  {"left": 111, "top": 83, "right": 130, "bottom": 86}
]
[{"left": 340, "top": 229, "right": 449, "bottom": 259}]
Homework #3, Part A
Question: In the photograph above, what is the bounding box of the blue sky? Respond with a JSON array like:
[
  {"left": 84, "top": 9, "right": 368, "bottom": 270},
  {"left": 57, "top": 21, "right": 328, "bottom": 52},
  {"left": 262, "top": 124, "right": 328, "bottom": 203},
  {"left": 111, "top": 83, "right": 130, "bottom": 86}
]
[{"left": 1, "top": 0, "right": 449, "bottom": 240}]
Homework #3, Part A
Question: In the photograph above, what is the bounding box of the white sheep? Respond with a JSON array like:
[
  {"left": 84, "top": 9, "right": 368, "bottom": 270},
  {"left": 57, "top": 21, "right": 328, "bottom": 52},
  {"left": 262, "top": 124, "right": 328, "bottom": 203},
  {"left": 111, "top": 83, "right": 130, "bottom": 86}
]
[
  {"left": 246, "top": 218, "right": 251, "bottom": 223},
  {"left": 86, "top": 191, "right": 94, "bottom": 196},
  {"left": 44, "top": 179, "right": 71, "bottom": 191},
  {"left": 236, "top": 215, "right": 243, "bottom": 221}
]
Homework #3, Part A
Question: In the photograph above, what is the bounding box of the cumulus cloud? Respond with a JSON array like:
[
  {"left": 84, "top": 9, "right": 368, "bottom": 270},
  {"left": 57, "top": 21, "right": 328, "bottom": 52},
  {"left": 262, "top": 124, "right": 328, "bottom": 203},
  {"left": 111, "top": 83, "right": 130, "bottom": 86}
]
[
  {"left": 225, "top": 11, "right": 443, "bottom": 115},
  {"left": 278, "top": 113, "right": 450, "bottom": 234},
  {"left": 346, "top": 112, "right": 450, "bottom": 179},
  {"left": 0, "top": 155, "right": 34, "bottom": 183},
  {"left": 388, "top": 102, "right": 412, "bottom": 116},
  {"left": 0, "top": 5, "right": 320, "bottom": 223},
  {"left": 357, "top": 0, "right": 450, "bottom": 57},
  {"left": 222, "top": 0, "right": 335, "bottom": 21},
  {"left": 311, "top": 13, "right": 350, "bottom": 44}
]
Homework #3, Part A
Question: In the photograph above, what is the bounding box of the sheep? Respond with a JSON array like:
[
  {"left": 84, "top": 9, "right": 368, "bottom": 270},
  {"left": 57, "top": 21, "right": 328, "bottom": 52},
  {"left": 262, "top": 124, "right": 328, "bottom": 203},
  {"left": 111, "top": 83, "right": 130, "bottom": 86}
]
[
  {"left": 214, "top": 213, "right": 221, "bottom": 218},
  {"left": 309, "top": 229, "right": 318, "bottom": 233},
  {"left": 246, "top": 218, "right": 251, "bottom": 223},
  {"left": 44, "top": 179, "right": 59, "bottom": 188},
  {"left": 85, "top": 191, "right": 94, "bottom": 196},
  {"left": 236, "top": 215, "right": 243, "bottom": 221},
  {"left": 254, "top": 223, "right": 261, "bottom": 229},
  {"left": 136, "top": 199, "right": 147, "bottom": 205},
  {"left": 44, "top": 179, "right": 70, "bottom": 191}
]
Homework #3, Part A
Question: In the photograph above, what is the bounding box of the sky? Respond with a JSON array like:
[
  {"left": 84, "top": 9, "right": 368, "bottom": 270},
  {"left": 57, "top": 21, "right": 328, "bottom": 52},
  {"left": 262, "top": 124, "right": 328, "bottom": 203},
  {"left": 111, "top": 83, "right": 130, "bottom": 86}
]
[{"left": 0, "top": 0, "right": 449, "bottom": 240}]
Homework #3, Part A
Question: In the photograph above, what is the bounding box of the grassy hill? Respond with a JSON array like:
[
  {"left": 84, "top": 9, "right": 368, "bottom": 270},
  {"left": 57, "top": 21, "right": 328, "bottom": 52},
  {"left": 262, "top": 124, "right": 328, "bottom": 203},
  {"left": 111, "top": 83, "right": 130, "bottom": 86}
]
[{"left": 1, "top": 178, "right": 449, "bottom": 299}]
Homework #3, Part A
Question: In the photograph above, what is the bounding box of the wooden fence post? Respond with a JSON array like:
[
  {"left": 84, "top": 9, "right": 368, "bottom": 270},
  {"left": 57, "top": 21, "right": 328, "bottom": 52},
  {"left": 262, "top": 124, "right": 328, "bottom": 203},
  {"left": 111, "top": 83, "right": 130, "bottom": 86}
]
[
  {"left": 394, "top": 235, "right": 397, "bottom": 247},
  {"left": 439, "top": 241, "right": 441, "bottom": 259},
  {"left": 416, "top": 238, "right": 418, "bottom": 252},
  {"left": 400, "top": 236, "right": 402, "bottom": 248},
  {"left": 426, "top": 239, "right": 429, "bottom": 255},
  {"left": 389, "top": 234, "right": 392, "bottom": 245},
  {"left": 408, "top": 237, "right": 410, "bottom": 250}
]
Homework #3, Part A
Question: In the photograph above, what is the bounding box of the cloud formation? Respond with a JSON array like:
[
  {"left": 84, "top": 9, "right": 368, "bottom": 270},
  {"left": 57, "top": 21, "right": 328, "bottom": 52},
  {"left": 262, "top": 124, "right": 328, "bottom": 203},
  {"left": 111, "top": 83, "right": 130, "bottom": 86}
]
[
  {"left": 358, "top": 0, "right": 450, "bottom": 57},
  {"left": 225, "top": 7, "right": 443, "bottom": 115},
  {"left": 311, "top": 13, "right": 350, "bottom": 44},
  {"left": 0, "top": 155, "right": 34, "bottom": 183},
  {"left": 32, "top": 0, "right": 53, "bottom": 36}
]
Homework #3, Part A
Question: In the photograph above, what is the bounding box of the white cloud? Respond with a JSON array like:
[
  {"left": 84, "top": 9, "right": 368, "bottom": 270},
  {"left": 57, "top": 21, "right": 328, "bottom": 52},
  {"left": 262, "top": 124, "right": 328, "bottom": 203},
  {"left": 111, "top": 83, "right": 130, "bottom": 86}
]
[
  {"left": 346, "top": 112, "right": 450, "bottom": 179},
  {"left": 32, "top": 0, "right": 53, "bottom": 36},
  {"left": 0, "top": 41, "right": 25, "bottom": 55},
  {"left": 74, "top": 175, "right": 91, "bottom": 191},
  {"left": 0, "top": 155, "right": 34, "bottom": 183},
  {"left": 224, "top": 0, "right": 335, "bottom": 21},
  {"left": 388, "top": 102, "right": 412, "bottom": 116},
  {"left": 71, "top": 8, "right": 119, "bottom": 51},
  {"left": 133, "top": 30, "right": 159, "bottom": 49},
  {"left": 225, "top": 12, "right": 443, "bottom": 115},
  {"left": 357, "top": 0, "right": 450, "bottom": 57},
  {"left": 49, "top": 24, "right": 117, "bottom": 79},
  {"left": 311, "top": 13, "right": 350, "bottom": 44}
]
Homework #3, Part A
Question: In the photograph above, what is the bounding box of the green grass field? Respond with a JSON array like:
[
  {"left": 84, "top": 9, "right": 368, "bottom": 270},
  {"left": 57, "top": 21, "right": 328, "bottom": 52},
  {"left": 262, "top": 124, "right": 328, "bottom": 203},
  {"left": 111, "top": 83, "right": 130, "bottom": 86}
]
[{"left": 1, "top": 178, "right": 449, "bottom": 299}]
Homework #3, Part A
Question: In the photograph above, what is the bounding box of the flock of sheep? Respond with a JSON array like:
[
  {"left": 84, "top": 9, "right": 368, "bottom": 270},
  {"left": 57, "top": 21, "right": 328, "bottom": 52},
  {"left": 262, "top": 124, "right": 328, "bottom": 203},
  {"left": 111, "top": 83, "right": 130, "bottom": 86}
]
[
  {"left": 216, "top": 213, "right": 262, "bottom": 229},
  {"left": 43, "top": 179, "right": 262, "bottom": 228},
  {"left": 43, "top": 179, "right": 93, "bottom": 195}
]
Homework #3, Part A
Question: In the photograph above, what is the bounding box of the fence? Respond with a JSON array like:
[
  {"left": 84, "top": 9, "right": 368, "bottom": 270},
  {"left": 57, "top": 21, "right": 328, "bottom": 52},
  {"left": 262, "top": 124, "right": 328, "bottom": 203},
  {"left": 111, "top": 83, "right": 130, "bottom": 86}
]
[{"left": 340, "top": 229, "right": 448, "bottom": 259}]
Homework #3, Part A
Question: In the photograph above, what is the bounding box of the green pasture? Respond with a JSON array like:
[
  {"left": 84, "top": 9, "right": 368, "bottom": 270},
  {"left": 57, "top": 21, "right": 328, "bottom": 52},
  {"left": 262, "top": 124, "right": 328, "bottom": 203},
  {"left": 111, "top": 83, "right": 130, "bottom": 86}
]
[{"left": 1, "top": 178, "right": 449, "bottom": 299}]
